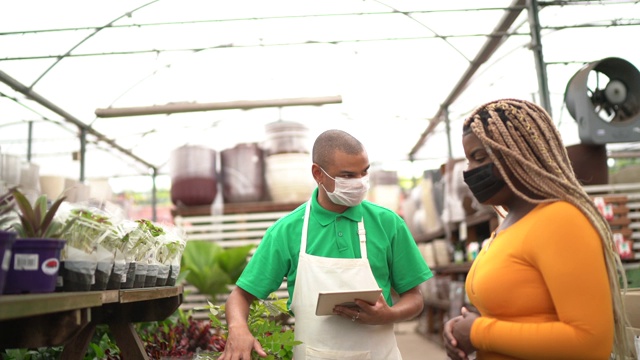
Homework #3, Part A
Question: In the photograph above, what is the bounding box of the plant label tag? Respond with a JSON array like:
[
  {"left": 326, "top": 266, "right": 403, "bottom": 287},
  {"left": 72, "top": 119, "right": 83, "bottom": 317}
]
[
  {"left": 14, "top": 253, "right": 38, "bottom": 270},
  {"left": 42, "top": 258, "right": 60, "bottom": 275}
]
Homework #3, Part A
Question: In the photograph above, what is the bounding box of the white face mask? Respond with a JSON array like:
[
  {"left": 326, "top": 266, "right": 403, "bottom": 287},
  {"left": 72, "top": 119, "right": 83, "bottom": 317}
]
[{"left": 320, "top": 167, "right": 370, "bottom": 207}]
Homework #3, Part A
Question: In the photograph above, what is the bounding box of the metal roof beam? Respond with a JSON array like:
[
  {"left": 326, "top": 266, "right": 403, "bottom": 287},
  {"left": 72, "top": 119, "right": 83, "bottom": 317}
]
[
  {"left": 409, "top": 0, "right": 527, "bottom": 158},
  {"left": 0, "top": 70, "right": 157, "bottom": 174},
  {"left": 94, "top": 96, "right": 343, "bottom": 118}
]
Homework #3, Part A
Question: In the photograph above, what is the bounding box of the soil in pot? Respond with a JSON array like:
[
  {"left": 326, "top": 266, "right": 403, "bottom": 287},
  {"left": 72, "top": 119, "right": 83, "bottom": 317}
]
[
  {"left": 166, "top": 264, "right": 180, "bottom": 286},
  {"left": 91, "top": 245, "right": 114, "bottom": 291},
  {"left": 90, "top": 260, "right": 113, "bottom": 291},
  {"left": 144, "top": 263, "right": 159, "bottom": 287},
  {"left": 107, "top": 259, "right": 127, "bottom": 290},
  {"left": 62, "top": 260, "right": 97, "bottom": 292},
  {"left": 155, "top": 264, "right": 171, "bottom": 286},
  {"left": 133, "top": 262, "right": 147, "bottom": 288},
  {"left": 120, "top": 261, "right": 136, "bottom": 289}
]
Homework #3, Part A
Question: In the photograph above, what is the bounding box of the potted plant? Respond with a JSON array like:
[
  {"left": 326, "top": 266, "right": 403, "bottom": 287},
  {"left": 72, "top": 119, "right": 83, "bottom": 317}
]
[
  {"left": 154, "top": 225, "right": 186, "bottom": 286},
  {"left": 98, "top": 220, "right": 129, "bottom": 290},
  {"left": 0, "top": 187, "right": 18, "bottom": 294},
  {"left": 3, "top": 188, "right": 69, "bottom": 294},
  {"left": 58, "top": 206, "right": 115, "bottom": 291},
  {"left": 117, "top": 219, "right": 155, "bottom": 289},
  {"left": 135, "top": 219, "right": 165, "bottom": 287}
]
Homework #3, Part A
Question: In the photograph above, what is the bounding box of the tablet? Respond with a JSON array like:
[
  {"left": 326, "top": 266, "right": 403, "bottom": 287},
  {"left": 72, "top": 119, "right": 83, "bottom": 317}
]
[{"left": 315, "top": 288, "right": 382, "bottom": 316}]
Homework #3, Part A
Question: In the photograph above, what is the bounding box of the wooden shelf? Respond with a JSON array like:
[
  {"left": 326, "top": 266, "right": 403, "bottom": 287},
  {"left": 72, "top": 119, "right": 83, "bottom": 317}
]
[
  {"left": 0, "top": 292, "right": 103, "bottom": 321},
  {"left": 0, "top": 286, "right": 183, "bottom": 359},
  {"left": 414, "top": 210, "right": 497, "bottom": 243},
  {"left": 172, "top": 201, "right": 302, "bottom": 217},
  {"left": 432, "top": 262, "right": 473, "bottom": 275}
]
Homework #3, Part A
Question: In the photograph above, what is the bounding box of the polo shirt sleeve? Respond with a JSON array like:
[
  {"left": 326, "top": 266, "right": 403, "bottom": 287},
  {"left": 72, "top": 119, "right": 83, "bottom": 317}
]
[{"left": 235, "top": 225, "right": 290, "bottom": 299}]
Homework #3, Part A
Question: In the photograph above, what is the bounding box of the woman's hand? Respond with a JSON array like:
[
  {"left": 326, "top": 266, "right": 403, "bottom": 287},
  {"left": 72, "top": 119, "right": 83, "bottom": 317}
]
[
  {"left": 444, "top": 313, "right": 467, "bottom": 359},
  {"left": 453, "top": 308, "right": 478, "bottom": 357},
  {"left": 443, "top": 307, "right": 478, "bottom": 359}
]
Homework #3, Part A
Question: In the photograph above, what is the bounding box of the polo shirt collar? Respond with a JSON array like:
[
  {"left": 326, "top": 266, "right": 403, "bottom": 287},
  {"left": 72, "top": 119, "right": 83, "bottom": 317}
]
[{"left": 310, "top": 188, "right": 364, "bottom": 225}]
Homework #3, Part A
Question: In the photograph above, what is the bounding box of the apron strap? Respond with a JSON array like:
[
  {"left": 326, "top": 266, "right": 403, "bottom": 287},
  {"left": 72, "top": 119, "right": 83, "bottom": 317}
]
[
  {"left": 301, "top": 200, "right": 312, "bottom": 254},
  {"left": 301, "top": 198, "right": 368, "bottom": 259},
  {"left": 358, "top": 219, "right": 367, "bottom": 258}
]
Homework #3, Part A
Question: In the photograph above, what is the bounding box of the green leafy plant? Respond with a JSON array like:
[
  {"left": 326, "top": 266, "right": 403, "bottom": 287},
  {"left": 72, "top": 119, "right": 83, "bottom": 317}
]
[
  {"left": 117, "top": 220, "right": 155, "bottom": 262},
  {"left": 203, "top": 295, "right": 300, "bottom": 360},
  {"left": 85, "top": 325, "right": 121, "bottom": 360},
  {"left": 180, "top": 241, "right": 255, "bottom": 300},
  {"left": 134, "top": 218, "right": 168, "bottom": 265},
  {"left": 157, "top": 236, "right": 185, "bottom": 265},
  {"left": 11, "top": 188, "right": 70, "bottom": 239},
  {"left": 61, "top": 208, "right": 114, "bottom": 253},
  {"left": 135, "top": 218, "right": 165, "bottom": 238},
  {"left": 1, "top": 347, "right": 62, "bottom": 360}
]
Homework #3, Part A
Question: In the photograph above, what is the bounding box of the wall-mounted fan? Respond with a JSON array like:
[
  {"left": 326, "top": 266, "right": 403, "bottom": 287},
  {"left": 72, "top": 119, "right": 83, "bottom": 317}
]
[{"left": 564, "top": 57, "right": 640, "bottom": 144}]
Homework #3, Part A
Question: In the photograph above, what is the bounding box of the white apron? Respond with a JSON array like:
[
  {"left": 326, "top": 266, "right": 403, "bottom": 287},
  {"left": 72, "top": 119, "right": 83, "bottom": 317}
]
[{"left": 290, "top": 200, "right": 402, "bottom": 360}]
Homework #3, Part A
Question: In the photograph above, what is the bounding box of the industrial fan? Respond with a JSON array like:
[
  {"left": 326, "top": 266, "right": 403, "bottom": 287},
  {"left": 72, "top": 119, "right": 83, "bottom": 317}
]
[{"left": 564, "top": 57, "right": 640, "bottom": 144}]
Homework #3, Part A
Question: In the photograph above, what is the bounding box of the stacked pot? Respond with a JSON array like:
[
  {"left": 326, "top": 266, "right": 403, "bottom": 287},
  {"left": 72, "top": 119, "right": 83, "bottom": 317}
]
[
  {"left": 262, "top": 121, "right": 316, "bottom": 203},
  {"left": 220, "top": 143, "right": 267, "bottom": 203}
]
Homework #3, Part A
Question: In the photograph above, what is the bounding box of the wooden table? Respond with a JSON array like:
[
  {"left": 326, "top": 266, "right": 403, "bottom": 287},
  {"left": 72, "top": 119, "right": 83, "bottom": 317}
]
[{"left": 0, "top": 286, "right": 183, "bottom": 360}]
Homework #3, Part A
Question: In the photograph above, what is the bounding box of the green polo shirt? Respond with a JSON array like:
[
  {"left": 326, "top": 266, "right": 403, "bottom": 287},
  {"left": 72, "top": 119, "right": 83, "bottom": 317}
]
[{"left": 236, "top": 188, "right": 433, "bottom": 309}]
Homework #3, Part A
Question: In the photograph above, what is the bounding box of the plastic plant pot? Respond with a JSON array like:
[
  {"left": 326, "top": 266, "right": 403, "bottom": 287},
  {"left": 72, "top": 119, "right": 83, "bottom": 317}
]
[
  {"left": 166, "top": 264, "right": 180, "bottom": 286},
  {"left": 90, "top": 260, "right": 114, "bottom": 291},
  {"left": 61, "top": 260, "right": 97, "bottom": 292},
  {"left": 3, "top": 238, "right": 65, "bottom": 294},
  {"left": 144, "top": 263, "right": 159, "bottom": 288},
  {"left": 155, "top": 264, "right": 171, "bottom": 287},
  {"left": 132, "top": 262, "right": 147, "bottom": 288},
  {"left": 120, "top": 261, "right": 136, "bottom": 289},
  {"left": 0, "top": 231, "right": 17, "bottom": 294},
  {"left": 107, "top": 260, "right": 127, "bottom": 290}
]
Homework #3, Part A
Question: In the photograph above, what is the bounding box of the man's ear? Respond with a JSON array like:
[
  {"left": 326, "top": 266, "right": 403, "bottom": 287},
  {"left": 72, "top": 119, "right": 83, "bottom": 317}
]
[{"left": 311, "top": 163, "right": 323, "bottom": 184}]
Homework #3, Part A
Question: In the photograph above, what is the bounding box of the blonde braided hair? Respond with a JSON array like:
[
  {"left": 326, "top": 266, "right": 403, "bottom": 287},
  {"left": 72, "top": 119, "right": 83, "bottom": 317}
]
[{"left": 464, "top": 98, "right": 635, "bottom": 359}]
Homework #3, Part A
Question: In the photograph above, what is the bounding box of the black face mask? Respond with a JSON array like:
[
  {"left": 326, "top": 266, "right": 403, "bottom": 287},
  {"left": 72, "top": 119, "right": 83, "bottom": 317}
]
[{"left": 463, "top": 163, "right": 506, "bottom": 203}]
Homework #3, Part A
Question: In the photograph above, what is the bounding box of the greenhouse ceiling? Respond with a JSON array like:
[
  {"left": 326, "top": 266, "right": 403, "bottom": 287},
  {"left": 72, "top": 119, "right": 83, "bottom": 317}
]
[{"left": 1, "top": 0, "right": 639, "bottom": 182}]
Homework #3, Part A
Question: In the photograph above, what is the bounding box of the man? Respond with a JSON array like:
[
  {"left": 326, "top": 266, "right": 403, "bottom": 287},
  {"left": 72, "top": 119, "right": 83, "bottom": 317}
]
[{"left": 220, "top": 129, "right": 433, "bottom": 360}]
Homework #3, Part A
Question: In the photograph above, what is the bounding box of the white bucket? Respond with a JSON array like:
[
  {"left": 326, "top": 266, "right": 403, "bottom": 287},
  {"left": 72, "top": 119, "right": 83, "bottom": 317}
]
[
  {"left": 64, "top": 179, "right": 90, "bottom": 203},
  {"left": 40, "top": 175, "right": 65, "bottom": 201},
  {"left": 265, "top": 153, "right": 315, "bottom": 203}
]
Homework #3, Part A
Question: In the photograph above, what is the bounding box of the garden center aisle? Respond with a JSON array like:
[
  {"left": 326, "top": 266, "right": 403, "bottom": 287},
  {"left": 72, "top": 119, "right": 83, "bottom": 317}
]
[{"left": 395, "top": 320, "right": 447, "bottom": 359}]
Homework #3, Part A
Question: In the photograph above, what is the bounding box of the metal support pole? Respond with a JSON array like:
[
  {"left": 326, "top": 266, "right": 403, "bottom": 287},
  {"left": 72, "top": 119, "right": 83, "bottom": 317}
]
[
  {"left": 443, "top": 107, "right": 453, "bottom": 160},
  {"left": 151, "top": 168, "right": 157, "bottom": 222},
  {"left": 27, "top": 121, "right": 33, "bottom": 162},
  {"left": 527, "top": 0, "right": 552, "bottom": 116},
  {"left": 80, "top": 128, "right": 86, "bottom": 182}
]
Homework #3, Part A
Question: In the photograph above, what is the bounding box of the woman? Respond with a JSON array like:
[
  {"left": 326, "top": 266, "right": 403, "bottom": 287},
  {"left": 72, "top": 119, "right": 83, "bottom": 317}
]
[{"left": 443, "top": 98, "right": 635, "bottom": 360}]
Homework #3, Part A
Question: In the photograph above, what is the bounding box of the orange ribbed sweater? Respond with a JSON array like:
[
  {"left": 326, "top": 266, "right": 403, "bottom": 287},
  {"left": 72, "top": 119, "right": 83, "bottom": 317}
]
[{"left": 466, "top": 201, "right": 613, "bottom": 360}]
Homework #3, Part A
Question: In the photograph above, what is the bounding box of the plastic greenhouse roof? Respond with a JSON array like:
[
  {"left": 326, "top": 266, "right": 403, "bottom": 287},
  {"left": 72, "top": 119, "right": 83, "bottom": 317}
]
[{"left": 1, "top": 0, "right": 639, "bottom": 182}]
